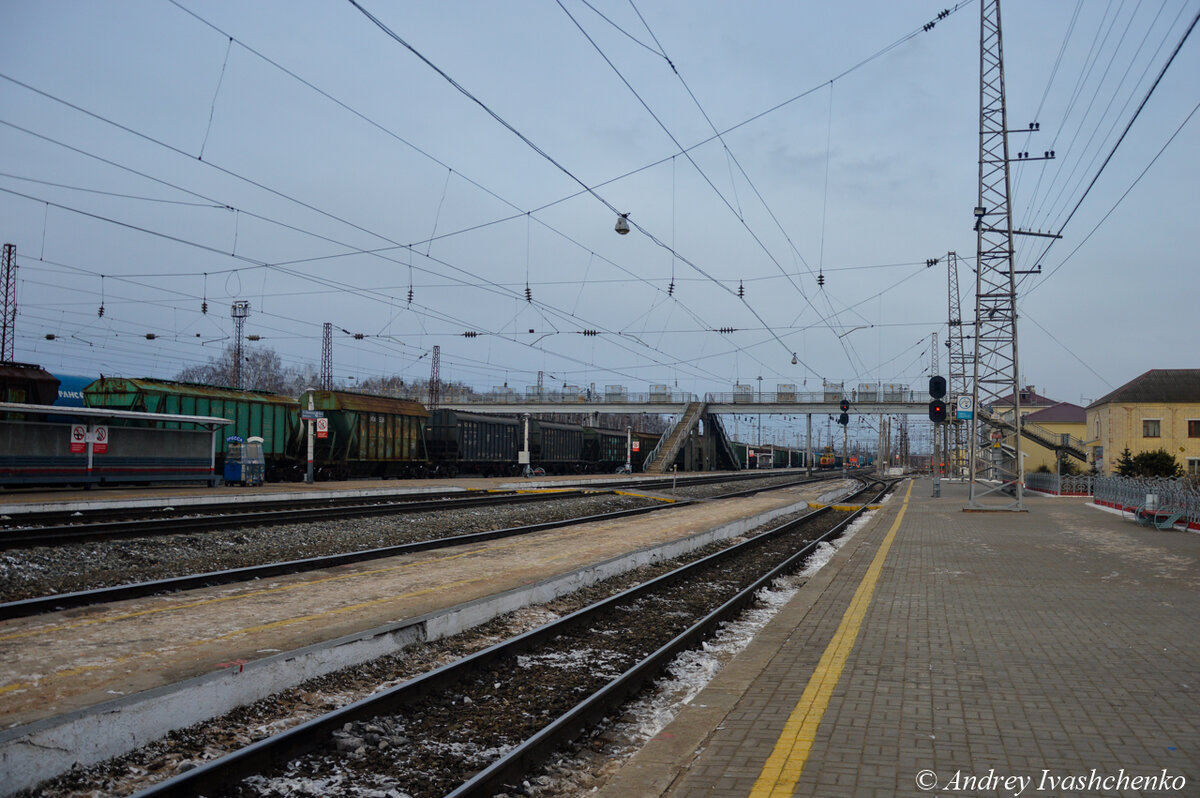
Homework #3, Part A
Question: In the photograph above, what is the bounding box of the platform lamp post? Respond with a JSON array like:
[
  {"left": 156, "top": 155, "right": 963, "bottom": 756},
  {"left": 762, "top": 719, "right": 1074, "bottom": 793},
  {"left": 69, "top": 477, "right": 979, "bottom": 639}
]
[
  {"left": 305, "top": 389, "right": 315, "bottom": 484},
  {"left": 519, "top": 413, "right": 532, "bottom": 477},
  {"left": 756, "top": 376, "right": 762, "bottom": 447},
  {"left": 625, "top": 425, "right": 632, "bottom": 473}
]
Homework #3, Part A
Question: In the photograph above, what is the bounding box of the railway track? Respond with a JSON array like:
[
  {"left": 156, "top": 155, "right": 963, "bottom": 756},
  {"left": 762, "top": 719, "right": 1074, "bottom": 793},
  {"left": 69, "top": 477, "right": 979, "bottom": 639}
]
[
  {"left": 0, "top": 474, "right": 840, "bottom": 620},
  {"left": 0, "top": 469, "right": 830, "bottom": 548},
  {"left": 125, "top": 478, "right": 893, "bottom": 798}
]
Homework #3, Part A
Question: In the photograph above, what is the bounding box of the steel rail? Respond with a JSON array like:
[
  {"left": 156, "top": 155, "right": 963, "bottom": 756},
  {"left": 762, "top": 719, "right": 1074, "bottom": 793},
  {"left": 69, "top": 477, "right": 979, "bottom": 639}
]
[
  {"left": 0, "top": 501, "right": 682, "bottom": 620},
  {"left": 0, "top": 468, "right": 826, "bottom": 548},
  {"left": 450, "top": 480, "right": 894, "bottom": 798},
  {"left": 128, "top": 479, "right": 891, "bottom": 798},
  {"left": 0, "top": 490, "right": 588, "bottom": 549},
  {"left": 0, "top": 474, "right": 836, "bottom": 619}
]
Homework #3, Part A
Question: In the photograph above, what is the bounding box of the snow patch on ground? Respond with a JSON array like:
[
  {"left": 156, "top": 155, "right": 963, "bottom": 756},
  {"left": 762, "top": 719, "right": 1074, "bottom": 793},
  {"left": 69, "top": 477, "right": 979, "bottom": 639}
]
[{"left": 534, "top": 505, "right": 878, "bottom": 797}]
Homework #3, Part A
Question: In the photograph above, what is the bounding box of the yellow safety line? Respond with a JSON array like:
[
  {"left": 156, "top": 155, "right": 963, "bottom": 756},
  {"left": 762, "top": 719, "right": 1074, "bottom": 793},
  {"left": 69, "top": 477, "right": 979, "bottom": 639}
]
[
  {"left": 612, "top": 490, "right": 679, "bottom": 503},
  {"left": 749, "top": 480, "right": 912, "bottom": 798}
]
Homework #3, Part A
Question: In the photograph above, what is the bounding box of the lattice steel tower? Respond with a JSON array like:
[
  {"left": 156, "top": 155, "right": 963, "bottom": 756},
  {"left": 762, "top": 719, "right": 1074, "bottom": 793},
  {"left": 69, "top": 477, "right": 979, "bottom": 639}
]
[
  {"left": 428, "top": 344, "right": 441, "bottom": 410},
  {"left": 1, "top": 244, "right": 16, "bottom": 363},
  {"left": 320, "top": 322, "right": 333, "bottom": 391},
  {"left": 231, "top": 301, "right": 250, "bottom": 389},
  {"left": 969, "top": 0, "right": 1023, "bottom": 509},
  {"left": 946, "top": 251, "right": 970, "bottom": 477}
]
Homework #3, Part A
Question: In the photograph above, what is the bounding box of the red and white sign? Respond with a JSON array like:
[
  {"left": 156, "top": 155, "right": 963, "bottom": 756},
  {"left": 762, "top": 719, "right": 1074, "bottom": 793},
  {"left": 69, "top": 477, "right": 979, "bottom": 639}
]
[
  {"left": 91, "top": 425, "right": 109, "bottom": 454},
  {"left": 70, "top": 424, "right": 87, "bottom": 453},
  {"left": 316, "top": 417, "right": 329, "bottom": 439},
  {"left": 631, "top": 441, "right": 640, "bottom": 452}
]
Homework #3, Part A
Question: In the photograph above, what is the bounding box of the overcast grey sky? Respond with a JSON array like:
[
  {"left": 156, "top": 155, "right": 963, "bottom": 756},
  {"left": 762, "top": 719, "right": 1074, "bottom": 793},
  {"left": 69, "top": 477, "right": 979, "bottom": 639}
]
[{"left": 1, "top": 0, "right": 1197, "bottom": 413}]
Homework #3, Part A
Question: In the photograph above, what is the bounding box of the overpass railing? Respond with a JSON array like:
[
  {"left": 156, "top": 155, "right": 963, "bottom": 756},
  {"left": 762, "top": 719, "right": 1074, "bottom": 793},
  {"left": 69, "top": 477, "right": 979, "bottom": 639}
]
[{"left": 432, "top": 389, "right": 698, "bottom": 406}]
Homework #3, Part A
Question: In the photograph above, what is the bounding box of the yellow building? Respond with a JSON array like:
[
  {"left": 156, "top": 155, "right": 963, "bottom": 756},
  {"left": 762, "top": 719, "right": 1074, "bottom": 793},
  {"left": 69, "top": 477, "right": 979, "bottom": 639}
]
[{"left": 1086, "top": 369, "right": 1200, "bottom": 476}]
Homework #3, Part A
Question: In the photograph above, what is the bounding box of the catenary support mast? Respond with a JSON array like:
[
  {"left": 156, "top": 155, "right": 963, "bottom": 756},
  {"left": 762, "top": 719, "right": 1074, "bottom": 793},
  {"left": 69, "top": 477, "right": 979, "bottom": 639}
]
[{"left": 968, "top": 0, "right": 1024, "bottom": 510}]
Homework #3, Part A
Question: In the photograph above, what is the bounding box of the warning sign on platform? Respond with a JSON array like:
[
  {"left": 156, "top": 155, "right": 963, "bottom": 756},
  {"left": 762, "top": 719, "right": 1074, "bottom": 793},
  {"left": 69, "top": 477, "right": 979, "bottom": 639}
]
[
  {"left": 631, "top": 441, "right": 640, "bottom": 452},
  {"left": 91, "top": 425, "right": 109, "bottom": 454},
  {"left": 70, "top": 424, "right": 87, "bottom": 453},
  {"left": 316, "top": 417, "right": 329, "bottom": 439}
]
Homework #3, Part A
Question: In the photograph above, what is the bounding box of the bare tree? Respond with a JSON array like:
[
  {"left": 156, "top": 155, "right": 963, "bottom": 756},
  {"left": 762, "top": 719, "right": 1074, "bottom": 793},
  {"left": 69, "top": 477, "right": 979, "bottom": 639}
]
[{"left": 176, "top": 345, "right": 315, "bottom": 395}]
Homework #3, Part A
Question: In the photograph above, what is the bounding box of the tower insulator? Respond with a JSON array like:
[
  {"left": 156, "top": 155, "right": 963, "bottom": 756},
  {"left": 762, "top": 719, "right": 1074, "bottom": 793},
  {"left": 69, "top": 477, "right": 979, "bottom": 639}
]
[{"left": 737, "top": 280, "right": 744, "bottom": 298}]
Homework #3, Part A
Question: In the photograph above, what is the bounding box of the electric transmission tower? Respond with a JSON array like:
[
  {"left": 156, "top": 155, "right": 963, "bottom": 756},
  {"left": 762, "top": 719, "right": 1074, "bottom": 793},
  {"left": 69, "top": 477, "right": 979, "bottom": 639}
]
[
  {"left": 1, "top": 244, "right": 16, "bottom": 363},
  {"left": 231, "top": 301, "right": 250, "bottom": 389},
  {"left": 320, "top": 322, "right": 333, "bottom": 391}
]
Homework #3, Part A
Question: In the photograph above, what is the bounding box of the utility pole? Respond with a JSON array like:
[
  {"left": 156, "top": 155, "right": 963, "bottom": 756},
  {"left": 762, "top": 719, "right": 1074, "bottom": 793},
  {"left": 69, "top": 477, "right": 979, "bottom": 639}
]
[
  {"left": 1, "top": 244, "right": 16, "bottom": 362},
  {"left": 231, "top": 301, "right": 250, "bottom": 389},
  {"left": 969, "top": 0, "right": 1033, "bottom": 510},
  {"left": 320, "top": 322, "right": 333, "bottom": 391}
]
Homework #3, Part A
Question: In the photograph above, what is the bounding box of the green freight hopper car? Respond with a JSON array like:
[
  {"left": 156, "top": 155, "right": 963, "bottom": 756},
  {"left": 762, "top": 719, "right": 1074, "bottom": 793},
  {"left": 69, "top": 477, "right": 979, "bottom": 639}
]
[
  {"left": 581, "top": 428, "right": 661, "bottom": 472},
  {"left": 582, "top": 427, "right": 626, "bottom": 471},
  {"left": 84, "top": 378, "right": 300, "bottom": 480},
  {"left": 299, "top": 389, "right": 429, "bottom": 480}
]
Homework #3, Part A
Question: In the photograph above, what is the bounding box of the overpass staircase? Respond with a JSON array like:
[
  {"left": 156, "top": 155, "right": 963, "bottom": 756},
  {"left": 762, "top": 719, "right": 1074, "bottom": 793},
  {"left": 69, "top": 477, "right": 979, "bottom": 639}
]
[
  {"left": 976, "top": 407, "right": 1089, "bottom": 462},
  {"left": 643, "top": 401, "right": 706, "bottom": 473},
  {"left": 706, "top": 411, "right": 742, "bottom": 471}
]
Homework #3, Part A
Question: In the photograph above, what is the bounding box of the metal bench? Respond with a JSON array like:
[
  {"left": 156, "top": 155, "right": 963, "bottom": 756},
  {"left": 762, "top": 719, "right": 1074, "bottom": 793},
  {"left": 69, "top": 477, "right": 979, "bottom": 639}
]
[{"left": 1135, "top": 503, "right": 1184, "bottom": 530}]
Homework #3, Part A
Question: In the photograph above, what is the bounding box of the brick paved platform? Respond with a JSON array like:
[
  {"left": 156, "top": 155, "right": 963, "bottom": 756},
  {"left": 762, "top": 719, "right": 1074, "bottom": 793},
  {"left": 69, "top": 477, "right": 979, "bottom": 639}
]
[{"left": 597, "top": 478, "right": 1199, "bottom": 798}]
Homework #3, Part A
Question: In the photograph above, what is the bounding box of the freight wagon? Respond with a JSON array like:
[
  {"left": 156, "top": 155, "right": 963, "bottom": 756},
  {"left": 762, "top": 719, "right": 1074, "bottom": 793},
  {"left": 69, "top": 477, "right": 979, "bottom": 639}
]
[
  {"left": 425, "top": 409, "right": 521, "bottom": 476},
  {"left": 84, "top": 377, "right": 301, "bottom": 481},
  {"left": 581, "top": 428, "right": 662, "bottom": 472},
  {"left": 528, "top": 419, "right": 584, "bottom": 473},
  {"left": 299, "top": 389, "right": 429, "bottom": 479},
  {"left": 0, "top": 361, "right": 59, "bottom": 407}
]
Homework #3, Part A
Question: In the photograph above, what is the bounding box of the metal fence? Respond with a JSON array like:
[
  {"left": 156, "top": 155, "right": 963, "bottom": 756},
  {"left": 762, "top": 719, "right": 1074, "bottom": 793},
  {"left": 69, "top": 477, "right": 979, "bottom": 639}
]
[
  {"left": 1093, "top": 476, "right": 1200, "bottom": 529},
  {"left": 1025, "top": 473, "right": 1199, "bottom": 531},
  {"left": 1024, "top": 473, "right": 1095, "bottom": 496}
]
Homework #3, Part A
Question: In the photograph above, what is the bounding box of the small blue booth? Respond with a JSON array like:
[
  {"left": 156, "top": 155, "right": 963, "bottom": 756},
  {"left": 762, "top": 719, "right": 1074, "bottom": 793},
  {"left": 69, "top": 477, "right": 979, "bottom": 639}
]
[{"left": 224, "top": 435, "right": 265, "bottom": 486}]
